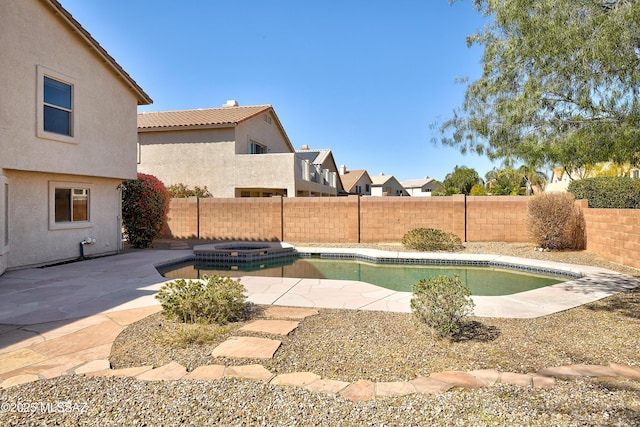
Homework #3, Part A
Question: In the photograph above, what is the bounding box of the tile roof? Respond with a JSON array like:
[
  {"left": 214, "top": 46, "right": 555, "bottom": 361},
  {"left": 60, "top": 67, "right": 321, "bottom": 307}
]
[
  {"left": 138, "top": 105, "right": 273, "bottom": 129},
  {"left": 340, "top": 169, "right": 369, "bottom": 192},
  {"left": 370, "top": 175, "right": 394, "bottom": 186},
  {"left": 43, "top": 0, "right": 152, "bottom": 105},
  {"left": 400, "top": 178, "right": 435, "bottom": 188}
]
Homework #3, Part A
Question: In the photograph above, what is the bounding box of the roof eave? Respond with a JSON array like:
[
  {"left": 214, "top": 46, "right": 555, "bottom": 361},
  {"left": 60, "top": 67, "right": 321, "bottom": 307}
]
[
  {"left": 43, "top": 0, "right": 153, "bottom": 105},
  {"left": 137, "top": 123, "right": 236, "bottom": 132}
]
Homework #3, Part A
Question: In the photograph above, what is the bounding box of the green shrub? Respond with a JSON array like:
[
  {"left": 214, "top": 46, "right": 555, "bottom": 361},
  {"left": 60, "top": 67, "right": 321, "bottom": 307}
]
[
  {"left": 410, "top": 275, "right": 475, "bottom": 339},
  {"left": 156, "top": 275, "right": 249, "bottom": 324},
  {"left": 469, "top": 184, "right": 488, "bottom": 196},
  {"left": 527, "top": 192, "right": 585, "bottom": 250},
  {"left": 568, "top": 176, "right": 640, "bottom": 208},
  {"left": 401, "top": 228, "right": 464, "bottom": 251},
  {"left": 168, "top": 183, "right": 211, "bottom": 198},
  {"left": 121, "top": 173, "right": 170, "bottom": 249}
]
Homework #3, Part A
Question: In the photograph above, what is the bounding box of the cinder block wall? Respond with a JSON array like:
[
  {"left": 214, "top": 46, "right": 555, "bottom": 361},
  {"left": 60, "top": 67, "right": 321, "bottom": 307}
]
[
  {"left": 165, "top": 197, "right": 198, "bottom": 238},
  {"left": 359, "top": 196, "right": 466, "bottom": 243},
  {"left": 466, "top": 196, "right": 530, "bottom": 242},
  {"left": 283, "top": 196, "right": 359, "bottom": 242},
  {"left": 584, "top": 208, "right": 640, "bottom": 269},
  {"left": 163, "top": 196, "right": 640, "bottom": 270},
  {"left": 198, "top": 197, "right": 282, "bottom": 241}
]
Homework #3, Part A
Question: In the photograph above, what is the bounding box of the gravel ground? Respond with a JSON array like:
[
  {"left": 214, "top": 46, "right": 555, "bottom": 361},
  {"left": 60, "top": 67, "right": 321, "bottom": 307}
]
[{"left": 2, "top": 242, "right": 640, "bottom": 426}]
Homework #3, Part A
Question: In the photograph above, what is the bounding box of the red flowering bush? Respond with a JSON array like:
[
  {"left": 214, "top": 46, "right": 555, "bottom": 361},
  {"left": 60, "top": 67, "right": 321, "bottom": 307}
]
[{"left": 121, "top": 173, "right": 170, "bottom": 249}]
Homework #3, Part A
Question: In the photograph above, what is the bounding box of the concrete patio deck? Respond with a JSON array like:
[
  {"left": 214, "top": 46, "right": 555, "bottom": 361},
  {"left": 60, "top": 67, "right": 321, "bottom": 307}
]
[{"left": 0, "top": 248, "right": 638, "bottom": 394}]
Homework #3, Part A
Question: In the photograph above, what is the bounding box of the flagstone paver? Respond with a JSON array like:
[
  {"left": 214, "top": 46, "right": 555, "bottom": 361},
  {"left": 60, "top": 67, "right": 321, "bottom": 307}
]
[
  {"left": 571, "top": 364, "right": 618, "bottom": 377},
  {"left": 610, "top": 363, "right": 640, "bottom": 380},
  {"left": 0, "top": 374, "right": 41, "bottom": 389},
  {"left": 429, "top": 371, "right": 485, "bottom": 389},
  {"left": 212, "top": 336, "right": 282, "bottom": 359},
  {"left": 74, "top": 359, "right": 111, "bottom": 375},
  {"left": 409, "top": 376, "right": 454, "bottom": 394},
  {"left": 271, "top": 372, "right": 321, "bottom": 387},
  {"left": 88, "top": 366, "right": 153, "bottom": 378},
  {"left": 537, "top": 365, "right": 583, "bottom": 378},
  {"left": 183, "top": 365, "right": 226, "bottom": 381},
  {"left": 499, "top": 372, "right": 533, "bottom": 387},
  {"left": 239, "top": 319, "right": 299, "bottom": 335},
  {"left": 136, "top": 362, "right": 187, "bottom": 381},
  {"left": 224, "top": 364, "right": 273, "bottom": 381},
  {"left": 304, "top": 379, "right": 350, "bottom": 394},
  {"left": 531, "top": 374, "right": 555, "bottom": 388},
  {"left": 468, "top": 369, "right": 501, "bottom": 386},
  {"left": 0, "top": 348, "right": 49, "bottom": 376},
  {"left": 375, "top": 381, "right": 417, "bottom": 398},
  {"left": 339, "top": 379, "right": 376, "bottom": 401}
]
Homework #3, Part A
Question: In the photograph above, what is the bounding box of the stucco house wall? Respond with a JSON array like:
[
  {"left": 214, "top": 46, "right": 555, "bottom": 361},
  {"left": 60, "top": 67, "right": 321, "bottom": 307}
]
[
  {"left": 0, "top": 0, "right": 150, "bottom": 273},
  {"left": 138, "top": 105, "right": 339, "bottom": 197}
]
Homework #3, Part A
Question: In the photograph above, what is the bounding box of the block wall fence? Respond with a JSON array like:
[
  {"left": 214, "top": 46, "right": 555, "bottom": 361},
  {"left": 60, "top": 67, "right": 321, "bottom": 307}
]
[{"left": 164, "top": 196, "right": 640, "bottom": 270}]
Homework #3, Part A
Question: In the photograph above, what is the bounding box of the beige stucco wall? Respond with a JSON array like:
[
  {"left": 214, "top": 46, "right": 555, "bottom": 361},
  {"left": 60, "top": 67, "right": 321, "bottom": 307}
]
[
  {"left": 235, "top": 111, "right": 293, "bottom": 154},
  {"left": 0, "top": 0, "right": 144, "bottom": 273},
  {"left": 4, "top": 170, "right": 122, "bottom": 269},
  {"left": 138, "top": 113, "right": 308, "bottom": 197},
  {"left": 0, "top": 0, "right": 139, "bottom": 180}
]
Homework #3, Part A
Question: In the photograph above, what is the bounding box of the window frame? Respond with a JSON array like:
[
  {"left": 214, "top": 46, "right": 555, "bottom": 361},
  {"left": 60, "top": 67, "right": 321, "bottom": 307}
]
[
  {"left": 48, "top": 181, "right": 93, "bottom": 230},
  {"left": 37, "top": 66, "right": 78, "bottom": 144},
  {"left": 248, "top": 139, "right": 266, "bottom": 154}
]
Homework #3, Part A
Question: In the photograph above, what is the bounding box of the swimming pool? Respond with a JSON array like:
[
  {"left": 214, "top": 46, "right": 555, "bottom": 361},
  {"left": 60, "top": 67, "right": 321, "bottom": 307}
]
[{"left": 158, "top": 255, "right": 569, "bottom": 297}]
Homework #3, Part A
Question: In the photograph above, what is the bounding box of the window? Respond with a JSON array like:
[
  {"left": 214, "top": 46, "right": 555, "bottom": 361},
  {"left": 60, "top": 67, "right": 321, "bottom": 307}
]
[
  {"left": 55, "top": 188, "right": 89, "bottom": 222},
  {"left": 365, "top": 184, "right": 370, "bottom": 193},
  {"left": 355, "top": 185, "right": 362, "bottom": 194},
  {"left": 44, "top": 77, "right": 73, "bottom": 136},
  {"left": 49, "top": 181, "right": 92, "bottom": 230},
  {"left": 248, "top": 140, "right": 266, "bottom": 154},
  {"left": 37, "top": 66, "right": 77, "bottom": 143}
]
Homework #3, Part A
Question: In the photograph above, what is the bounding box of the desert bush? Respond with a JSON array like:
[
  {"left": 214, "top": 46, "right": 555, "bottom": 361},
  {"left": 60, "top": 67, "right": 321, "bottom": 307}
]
[
  {"left": 568, "top": 176, "right": 640, "bottom": 208},
  {"left": 168, "top": 183, "right": 211, "bottom": 198},
  {"left": 121, "top": 173, "right": 170, "bottom": 249},
  {"left": 401, "top": 228, "right": 464, "bottom": 251},
  {"left": 410, "top": 275, "right": 475, "bottom": 339},
  {"left": 156, "top": 275, "right": 249, "bottom": 324},
  {"left": 527, "top": 192, "right": 585, "bottom": 250}
]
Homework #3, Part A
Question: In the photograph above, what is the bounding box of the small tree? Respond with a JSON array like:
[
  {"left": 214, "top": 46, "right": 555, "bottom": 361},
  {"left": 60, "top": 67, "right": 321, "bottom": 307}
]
[
  {"left": 411, "top": 275, "right": 475, "bottom": 339},
  {"left": 121, "top": 173, "right": 170, "bottom": 249}
]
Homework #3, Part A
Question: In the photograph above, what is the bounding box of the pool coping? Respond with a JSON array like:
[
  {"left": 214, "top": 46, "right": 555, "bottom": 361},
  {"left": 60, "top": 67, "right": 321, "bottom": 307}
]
[{"left": 156, "top": 246, "right": 640, "bottom": 319}]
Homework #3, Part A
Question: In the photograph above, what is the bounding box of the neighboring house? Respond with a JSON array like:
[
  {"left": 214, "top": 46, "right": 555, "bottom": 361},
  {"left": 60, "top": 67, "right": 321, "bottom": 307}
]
[
  {"left": 546, "top": 162, "right": 640, "bottom": 193},
  {"left": 296, "top": 145, "right": 345, "bottom": 195},
  {"left": 338, "top": 166, "right": 372, "bottom": 196},
  {"left": 137, "top": 102, "right": 339, "bottom": 197},
  {"left": 370, "top": 173, "right": 409, "bottom": 197},
  {"left": 400, "top": 177, "right": 442, "bottom": 197},
  {"left": 0, "top": 0, "right": 152, "bottom": 274}
]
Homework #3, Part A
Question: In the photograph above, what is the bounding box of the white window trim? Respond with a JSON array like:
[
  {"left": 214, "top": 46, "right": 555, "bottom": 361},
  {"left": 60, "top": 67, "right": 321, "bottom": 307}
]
[
  {"left": 48, "top": 181, "right": 93, "bottom": 230},
  {"left": 37, "top": 65, "right": 79, "bottom": 144}
]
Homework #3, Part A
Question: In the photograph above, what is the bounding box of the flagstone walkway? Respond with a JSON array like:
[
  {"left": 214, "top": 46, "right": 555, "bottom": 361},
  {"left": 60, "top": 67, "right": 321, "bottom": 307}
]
[{"left": 2, "top": 305, "right": 639, "bottom": 401}]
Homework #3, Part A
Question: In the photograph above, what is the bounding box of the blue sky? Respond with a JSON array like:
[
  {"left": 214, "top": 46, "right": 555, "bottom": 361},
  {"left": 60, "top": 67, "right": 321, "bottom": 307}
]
[{"left": 61, "top": 0, "right": 501, "bottom": 182}]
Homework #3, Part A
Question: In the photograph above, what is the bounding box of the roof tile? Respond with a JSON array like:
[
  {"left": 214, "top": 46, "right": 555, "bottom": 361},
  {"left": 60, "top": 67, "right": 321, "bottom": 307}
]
[{"left": 138, "top": 105, "right": 272, "bottom": 129}]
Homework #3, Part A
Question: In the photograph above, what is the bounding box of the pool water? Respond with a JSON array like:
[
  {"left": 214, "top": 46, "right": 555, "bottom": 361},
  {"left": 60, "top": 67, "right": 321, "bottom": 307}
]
[{"left": 158, "top": 256, "right": 565, "bottom": 296}]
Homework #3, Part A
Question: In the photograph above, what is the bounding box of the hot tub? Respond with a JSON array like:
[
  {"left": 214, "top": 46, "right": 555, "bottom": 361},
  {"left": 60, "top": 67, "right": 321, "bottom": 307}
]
[{"left": 193, "top": 241, "right": 296, "bottom": 263}]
